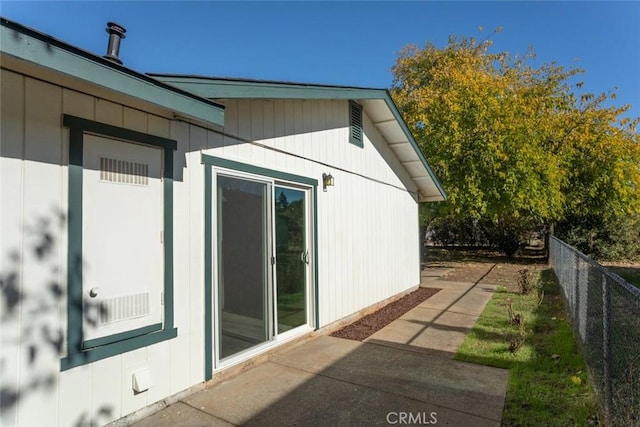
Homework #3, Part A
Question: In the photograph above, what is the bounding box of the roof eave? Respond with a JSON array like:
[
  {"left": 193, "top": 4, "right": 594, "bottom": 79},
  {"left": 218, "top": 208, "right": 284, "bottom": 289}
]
[
  {"left": 381, "top": 91, "right": 447, "bottom": 202},
  {"left": 0, "top": 18, "right": 225, "bottom": 127},
  {"left": 148, "top": 73, "right": 386, "bottom": 100}
]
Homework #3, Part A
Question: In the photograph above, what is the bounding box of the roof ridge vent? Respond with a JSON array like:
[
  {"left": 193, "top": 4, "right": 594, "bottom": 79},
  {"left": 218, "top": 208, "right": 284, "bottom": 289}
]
[{"left": 103, "top": 21, "right": 126, "bottom": 65}]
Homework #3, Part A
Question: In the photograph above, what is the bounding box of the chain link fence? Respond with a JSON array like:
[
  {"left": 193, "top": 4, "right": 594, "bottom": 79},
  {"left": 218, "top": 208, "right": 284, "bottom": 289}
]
[{"left": 549, "top": 236, "right": 640, "bottom": 426}]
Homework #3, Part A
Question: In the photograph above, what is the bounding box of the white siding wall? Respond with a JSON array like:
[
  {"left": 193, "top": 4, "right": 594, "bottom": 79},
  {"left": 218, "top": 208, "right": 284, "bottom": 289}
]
[
  {"left": 0, "top": 69, "right": 208, "bottom": 427},
  {"left": 1, "top": 70, "right": 420, "bottom": 427},
  {"left": 204, "top": 99, "right": 420, "bottom": 326}
]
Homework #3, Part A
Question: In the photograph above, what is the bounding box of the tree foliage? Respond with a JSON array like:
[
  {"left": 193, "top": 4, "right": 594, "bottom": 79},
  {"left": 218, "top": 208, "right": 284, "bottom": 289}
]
[{"left": 392, "top": 33, "right": 640, "bottom": 258}]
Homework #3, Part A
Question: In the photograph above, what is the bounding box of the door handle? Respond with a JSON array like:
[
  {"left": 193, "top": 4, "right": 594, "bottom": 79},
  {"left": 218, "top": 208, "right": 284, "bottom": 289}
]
[{"left": 302, "top": 250, "right": 310, "bottom": 265}]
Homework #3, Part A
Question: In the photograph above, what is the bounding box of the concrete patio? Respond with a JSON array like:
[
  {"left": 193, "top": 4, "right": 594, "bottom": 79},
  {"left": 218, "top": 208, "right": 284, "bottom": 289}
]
[{"left": 128, "top": 268, "right": 508, "bottom": 426}]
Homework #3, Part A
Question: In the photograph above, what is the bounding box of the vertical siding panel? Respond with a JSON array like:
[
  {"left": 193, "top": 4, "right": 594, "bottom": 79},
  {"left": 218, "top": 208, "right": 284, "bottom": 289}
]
[
  {"left": 146, "top": 341, "right": 171, "bottom": 404},
  {"left": 207, "top": 129, "right": 224, "bottom": 150},
  {"left": 350, "top": 176, "right": 358, "bottom": 314},
  {"left": 326, "top": 100, "right": 338, "bottom": 166},
  {"left": 188, "top": 124, "right": 207, "bottom": 386},
  {"left": 318, "top": 179, "right": 327, "bottom": 325},
  {"left": 236, "top": 100, "right": 253, "bottom": 162},
  {"left": 272, "top": 100, "right": 285, "bottom": 152},
  {"left": 324, "top": 183, "right": 333, "bottom": 326},
  {"left": 62, "top": 89, "right": 95, "bottom": 120},
  {"left": 58, "top": 366, "right": 92, "bottom": 426},
  {"left": 0, "top": 69, "right": 24, "bottom": 427},
  {"left": 315, "top": 162, "right": 324, "bottom": 326},
  {"left": 301, "top": 101, "right": 312, "bottom": 160},
  {"left": 336, "top": 171, "right": 344, "bottom": 321},
  {"left": 326, "top": 184, "right": 336, "bottom": 325},
  {"left": 95, "top": 98, "right": 123, "bottom": 127},
  {"left": 148, "top": 114, "right": 171, "bottom": 139},
  {"left": 91, "top": 357, "right": 122, "bottom": 425},
  {"left": 120, "top": 348, "right": 148, "bottom": 415},
  {"left": 250, "top": 99, "right": 263, "bottom": 141},
  {"left": 373, "top": 184, "right": 383, "bottom": 302},
  {"left": 89, "top": 93, "right": 126, "bottom": 423},
  {"left": 324, "top": 171, "right": 336, "bottom": 325},
  {"left": 367, "top": 180, "right": 376, "bottom": 304},
  {"left": 392, "top": 188, "right": 400, "bottom": 296},
  {"left": 282, "top": 100, "right": 294, "bottom": 171},
  {"left": 148, "top": 109, "right": 176, "bottom": 411},
  {"left": 322, "top": 179, "right": 333, "bottom": 324},
  {"left": 292, "top": 100, "right": 304, "bottom": 166},
  {"left": 222, "top": 100, "right": 238, "bottom": 158},
  {"left": 315, "top": 101, "right": 326, "bottom": 165},
  {"left": 387, "top": 186, "right": 394, "bottom": 301},
  {"left": 335, "top": 101, "right": 348, "bottom": 173},
  {"left": 350, "top": 175, "right": 358, "bottom": 315},
  {"left": 321, "top": 100, "right": 331, "bottom": 166},
  {"left": 1, "top": 70, "right": 25, "bottom": 159},
  {"left": 18, "top": 77, "right": 63, "bottom": 427},
  {"left": 380, "top": 186, "right": 389, "bottom": 303},
  {"left": 310, "top": 101, "right": 320, "bottom": 163},
  {"left": 168, "top": 120, "right": 191, "bottom": 395},
  {"left": 362, "top": 178, "right": 371, "bottom": 303},
  {"left": 331, "top": 101, "right": 341, "bottom": 176},
  {"left": 262, "top": 100, "right": 276, "bottom": 168},
  {"left": 58, "top": 88, "right": 94, "bottom": 427},
  {"left": 355, "top": 177, "right": 364, "bottom": 310},
  {"left": 339, "top": 171, "right": 350, "bottom": 318},
  {"left": 123, "top": 107, "right": 148, "bottom": 133},
  {"left": 250, "top": 100, "right": 264, "bottom": 166}
]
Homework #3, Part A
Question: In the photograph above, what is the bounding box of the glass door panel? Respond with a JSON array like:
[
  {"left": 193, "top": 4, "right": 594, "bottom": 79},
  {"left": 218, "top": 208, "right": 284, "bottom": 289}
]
[
  {"left": 275, "top": 186, "right": 308, "bottom": 333},
  {"left": 217, "top": 175, "right": 270, "bottom": 359}
]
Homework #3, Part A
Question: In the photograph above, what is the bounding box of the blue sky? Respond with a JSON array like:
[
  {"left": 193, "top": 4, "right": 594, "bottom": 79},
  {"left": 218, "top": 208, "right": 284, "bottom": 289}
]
[{"left": 2, "top": 1, "right": 639, "bottom": 120}]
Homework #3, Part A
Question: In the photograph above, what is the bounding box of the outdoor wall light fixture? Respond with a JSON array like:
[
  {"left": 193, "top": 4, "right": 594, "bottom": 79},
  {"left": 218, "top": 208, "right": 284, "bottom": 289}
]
[{"left": 322, "top": 173, "right": 334, "bottom": 192}]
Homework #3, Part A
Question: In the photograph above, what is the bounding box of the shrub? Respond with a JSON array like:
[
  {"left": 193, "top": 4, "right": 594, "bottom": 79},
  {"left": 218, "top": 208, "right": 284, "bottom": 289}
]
[{"left": 556, "top": 214, "right": 640, "bottom": 261}]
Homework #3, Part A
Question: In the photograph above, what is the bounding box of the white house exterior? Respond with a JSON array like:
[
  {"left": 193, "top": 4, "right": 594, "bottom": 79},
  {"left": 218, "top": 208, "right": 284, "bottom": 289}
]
[{"left": 0, "top": 18, "right": 445, "bottom": 426}]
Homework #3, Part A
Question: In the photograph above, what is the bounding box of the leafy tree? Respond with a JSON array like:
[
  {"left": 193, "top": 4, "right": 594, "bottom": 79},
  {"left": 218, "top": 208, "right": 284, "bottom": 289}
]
[{"left": 392, "top": 32, "right": 640, "bottom": 257}]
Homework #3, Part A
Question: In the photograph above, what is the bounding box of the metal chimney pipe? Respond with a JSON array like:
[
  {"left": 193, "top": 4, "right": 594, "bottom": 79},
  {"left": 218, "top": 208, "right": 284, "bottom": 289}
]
[{"left": 103, "top": 22, "right": 126, "bottom": 64}]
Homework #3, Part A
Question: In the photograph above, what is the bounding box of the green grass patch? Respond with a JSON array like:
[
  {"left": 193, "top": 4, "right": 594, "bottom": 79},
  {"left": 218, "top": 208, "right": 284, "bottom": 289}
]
[{"left": 455, "top": 269, "right": 599, "bottom": 426}]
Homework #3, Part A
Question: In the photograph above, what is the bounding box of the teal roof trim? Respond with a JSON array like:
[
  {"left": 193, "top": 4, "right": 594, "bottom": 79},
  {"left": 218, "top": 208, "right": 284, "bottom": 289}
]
[
  {"left": 0, "top": 18, "right": 224, "bottom": 127},
  {"left": 149, "top": 75, "right": 385, "bottom": 100}
]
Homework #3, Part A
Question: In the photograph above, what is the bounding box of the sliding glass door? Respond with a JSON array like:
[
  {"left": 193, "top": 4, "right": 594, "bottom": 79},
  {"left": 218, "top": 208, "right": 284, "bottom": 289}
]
[
  {"left": 274, "top": 186, "right": 308, "bottom": 334},
  {"left": 214, "top": 172, "right": 313, "bottom": 364},
  {"left": 216, "top": 175, "right": 270, "bottom": 359}
]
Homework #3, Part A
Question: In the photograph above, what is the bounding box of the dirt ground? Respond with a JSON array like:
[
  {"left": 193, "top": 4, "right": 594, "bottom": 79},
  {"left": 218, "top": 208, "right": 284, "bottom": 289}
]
[{"left": 423, "top": 246, "right": 548, "bottom": 292}]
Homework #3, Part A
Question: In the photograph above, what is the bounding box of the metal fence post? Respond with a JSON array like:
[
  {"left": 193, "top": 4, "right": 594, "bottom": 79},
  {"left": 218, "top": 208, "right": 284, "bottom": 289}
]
[{"left": 602, "top": 274, "right": 612, "bottom": 426}]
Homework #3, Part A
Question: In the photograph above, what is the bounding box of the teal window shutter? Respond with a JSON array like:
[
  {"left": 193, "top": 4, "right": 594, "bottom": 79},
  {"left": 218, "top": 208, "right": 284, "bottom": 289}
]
[{"left": 349, "top": 101, "right": 363, "bottom": 148}]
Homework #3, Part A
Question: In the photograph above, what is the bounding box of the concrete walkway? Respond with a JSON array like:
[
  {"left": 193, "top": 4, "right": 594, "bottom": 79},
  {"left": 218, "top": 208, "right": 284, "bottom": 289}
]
[{"left": 131, "top": 269, "right": 508, "bottom": 426}]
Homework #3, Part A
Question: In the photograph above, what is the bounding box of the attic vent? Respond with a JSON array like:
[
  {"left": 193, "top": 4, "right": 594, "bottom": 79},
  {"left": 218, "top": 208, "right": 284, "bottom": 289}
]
[
  {"left": 349, "top": 101, "right": 363, "bottom": 148},
  {"left": 98, "top": 292, "right": 150, "bottom": 325},
  {"left": 100, "top": 157, "right": 149, "bottom": 185}
]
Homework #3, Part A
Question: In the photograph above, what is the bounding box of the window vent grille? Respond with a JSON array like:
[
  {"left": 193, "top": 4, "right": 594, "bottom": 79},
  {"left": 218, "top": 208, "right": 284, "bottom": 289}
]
[
  {"left": 98, "top": 292, "right": 150, "bottom": 325},
  {"left": 100, "top": 157, "right": 149, "bottom": 185},
  {"left": 349, "top": 101, "right": 363, "bottom": 147}
]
